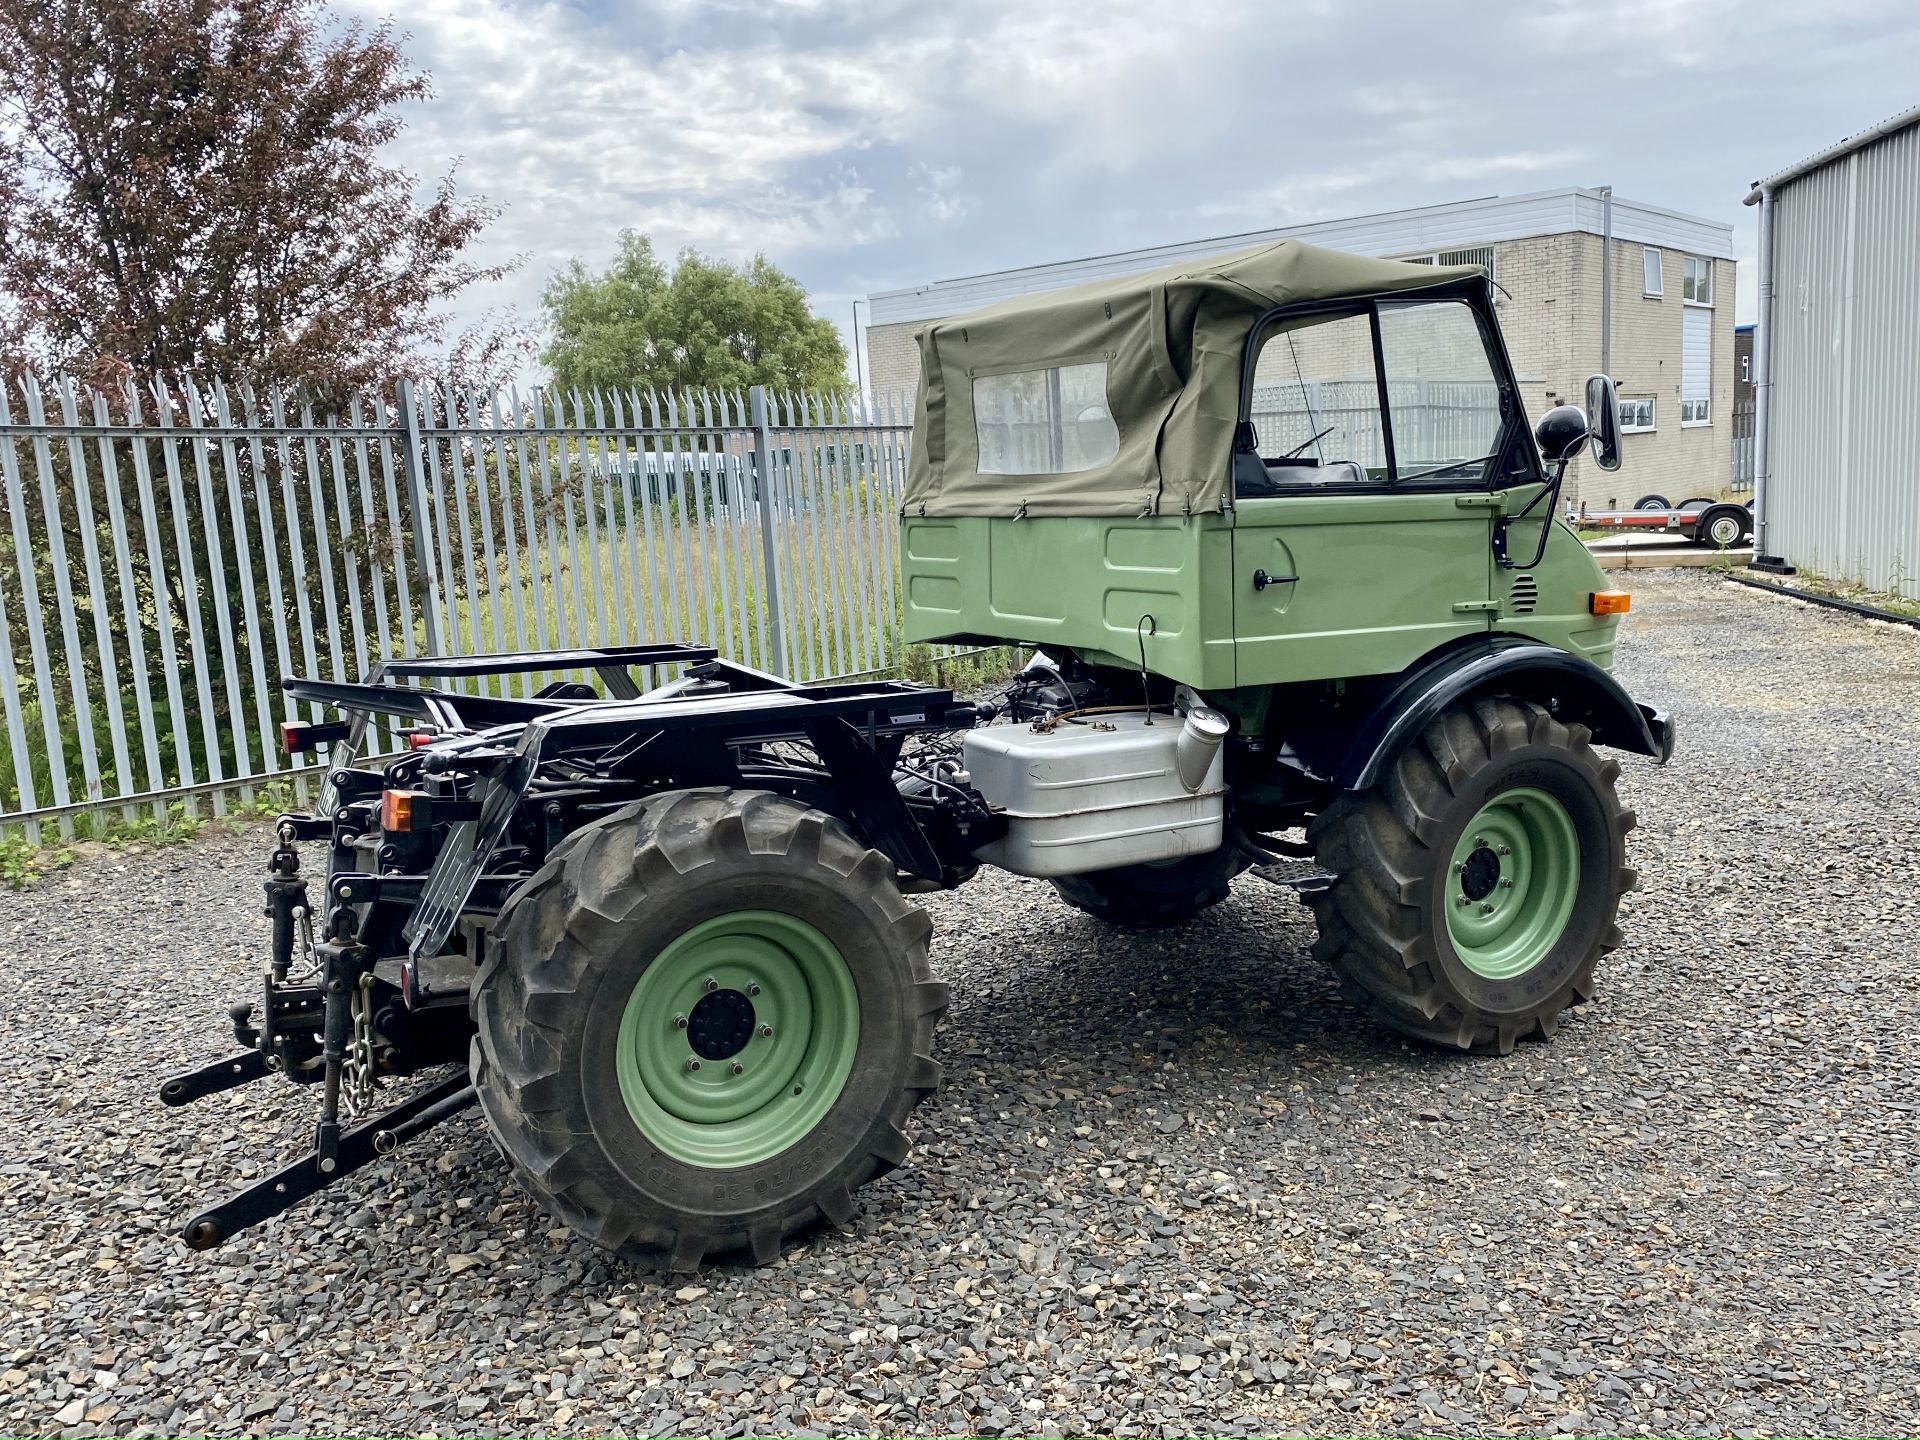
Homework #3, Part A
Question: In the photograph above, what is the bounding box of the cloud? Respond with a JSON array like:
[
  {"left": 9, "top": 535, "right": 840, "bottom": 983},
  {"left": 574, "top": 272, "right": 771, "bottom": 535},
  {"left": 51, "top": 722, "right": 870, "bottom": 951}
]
[{"left": 348, "top": 0, "right": 1920, "bottom": 354}]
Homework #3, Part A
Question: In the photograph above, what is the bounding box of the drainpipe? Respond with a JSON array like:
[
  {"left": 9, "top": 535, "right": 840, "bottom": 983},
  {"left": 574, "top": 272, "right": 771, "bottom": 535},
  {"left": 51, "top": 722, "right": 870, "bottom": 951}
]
[
  {"left": 1742, "top": 181, "right": 1791, "bottom": 572},
  {"left": 1598, "top": 186, "right": 1613, "bottom": 377}
]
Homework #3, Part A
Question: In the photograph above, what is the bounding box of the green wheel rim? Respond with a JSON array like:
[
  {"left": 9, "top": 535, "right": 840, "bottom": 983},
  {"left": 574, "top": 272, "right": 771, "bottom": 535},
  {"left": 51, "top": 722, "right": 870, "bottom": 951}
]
[
  {"left": 614, "top": 911, "right": 860, "bottom": 1168},
  {"left": 1443, "top": 787, "right": 1581, "bottom": 981}
]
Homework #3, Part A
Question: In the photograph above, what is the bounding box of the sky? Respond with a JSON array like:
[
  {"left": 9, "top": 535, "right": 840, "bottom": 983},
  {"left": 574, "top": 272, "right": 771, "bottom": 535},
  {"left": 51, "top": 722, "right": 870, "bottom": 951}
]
[{"left": 344, "top": 0, "right": 1920, "bottom": 376}]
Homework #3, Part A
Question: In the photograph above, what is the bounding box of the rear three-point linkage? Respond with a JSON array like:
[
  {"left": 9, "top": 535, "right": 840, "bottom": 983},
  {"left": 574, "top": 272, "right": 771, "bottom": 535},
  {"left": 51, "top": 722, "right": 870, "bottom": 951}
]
[{"left": 165, "top": 812, "right": 479, "bottom": 1249}]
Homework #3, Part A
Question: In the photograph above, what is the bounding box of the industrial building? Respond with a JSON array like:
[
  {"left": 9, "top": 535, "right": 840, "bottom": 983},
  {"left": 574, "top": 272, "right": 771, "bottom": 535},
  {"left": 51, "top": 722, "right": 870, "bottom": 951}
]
[{"left": 1746, "top": 105, "right": 1920, "bottom": 594}]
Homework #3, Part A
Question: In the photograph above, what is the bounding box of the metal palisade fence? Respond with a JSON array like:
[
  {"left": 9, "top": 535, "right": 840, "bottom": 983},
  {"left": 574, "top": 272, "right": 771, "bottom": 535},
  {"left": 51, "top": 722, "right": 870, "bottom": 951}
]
[{"left": 0, "top": 375, "right": 927, "bottom": 839}]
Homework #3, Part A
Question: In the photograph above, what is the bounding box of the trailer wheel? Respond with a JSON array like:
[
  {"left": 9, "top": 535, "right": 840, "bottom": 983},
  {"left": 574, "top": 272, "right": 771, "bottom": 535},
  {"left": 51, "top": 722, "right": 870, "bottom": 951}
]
[
  {"left": 1306, "top": 698, "right": 1634, "bottom": 1054},
  {"left": 1699, "top": 505, "right": 1748, "bottom": 548},
  {"left": 1633, "top": 494, "right": 1671, "bottom": 510},
  {"left": 1049, "top": 846, "right": 1246, "bottom": 926},
  {"left": 471, "top": 788, "right": 946, "bottom": 1272}
]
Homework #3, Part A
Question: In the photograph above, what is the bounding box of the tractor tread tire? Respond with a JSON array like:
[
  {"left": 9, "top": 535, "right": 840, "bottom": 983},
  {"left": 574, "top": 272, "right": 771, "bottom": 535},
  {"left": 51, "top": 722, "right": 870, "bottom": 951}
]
[
  {"left": 1306, "top": 698, "right": 1634, "bottom": 1055},
  {"left": 1049, "top": 846, "right": 1245, "bottom": 927},
  {"left": 470, "top": 788, "right": 945, "bottom": 1272}
]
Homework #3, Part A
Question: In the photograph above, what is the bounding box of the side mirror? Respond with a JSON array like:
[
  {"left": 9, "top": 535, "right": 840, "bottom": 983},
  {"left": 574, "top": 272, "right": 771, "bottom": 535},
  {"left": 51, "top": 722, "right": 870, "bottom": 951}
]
[
  {"left": 1585, "top": 373, "right": 1623, "bottom": 472},
  {"left": 1534, "top": 404, "right": 1590, "bottom": 464}
]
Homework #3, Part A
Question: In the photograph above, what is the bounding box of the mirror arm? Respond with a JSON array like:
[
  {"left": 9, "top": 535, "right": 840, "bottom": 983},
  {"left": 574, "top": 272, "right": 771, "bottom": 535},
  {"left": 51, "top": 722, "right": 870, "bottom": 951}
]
[{"left": 1495, "top": 453, "right": 1574, "bottom": 570}]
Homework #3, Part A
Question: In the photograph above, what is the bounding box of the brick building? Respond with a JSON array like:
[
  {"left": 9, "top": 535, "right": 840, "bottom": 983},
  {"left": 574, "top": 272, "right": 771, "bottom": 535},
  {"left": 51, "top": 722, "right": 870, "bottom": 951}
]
[{"left": 865, "top": 190, "right": 1736, "bottom": 507}]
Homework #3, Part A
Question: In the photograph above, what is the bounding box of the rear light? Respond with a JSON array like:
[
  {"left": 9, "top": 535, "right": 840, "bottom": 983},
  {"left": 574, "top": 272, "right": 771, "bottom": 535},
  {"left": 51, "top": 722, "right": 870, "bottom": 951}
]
[
  {"left": 380, "top": 789, "right": 419, "bottom": 833},
  {"left": 378, "top": 789, "right": 478, "bottom": 832},
  {"left": 281, "top": 720, "right": 352, "bottom": 754},
  {"left": 407, "top": 730, "right": 438, "bottom": 750},
  {"left": 1589, "top": 590, "right": 1631, "bottom": 615}
]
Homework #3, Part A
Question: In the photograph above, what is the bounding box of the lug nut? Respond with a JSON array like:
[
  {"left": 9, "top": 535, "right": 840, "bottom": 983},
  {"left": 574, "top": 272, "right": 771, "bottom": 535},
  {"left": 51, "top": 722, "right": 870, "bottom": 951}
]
[
  {"left": 1480, "top": 902, "right": 1494, "bottom": 914},
  {"left": 730, "top": 1062, "right": 745, "bottom": 1075},
  {"left": 748, "top": 983, "right": 761, "bottom": 997},
  {"left": 705, "top": 977, "right": 719, "bottom": 992},
  {"left": 1501, "top": 877, "right": 1515, "bottom": 889},
  {"left": 793, "top": 1083, "right": 804, "bottom": 1095},
  {"left": 1498, "top": 844, "right": 1512, "bottom": 856},
  {"left": 760, "top": 1024, "right": 773, "bottom": 1038},
  {"left": 1453, "top": 861, "right": 1465, "bottom": 873},
  {"left": 1456, "top": 895, "right": 1470, "bottom": 907},
  {"left": 686, "top": 1058, "right": 701, "bottom": 1072},
  {"left": 673, "top": 1014, "right": 688, "bottom": 1029},
  {"left": 1473, "top": 835, "right": 1487, "bottom": 848}
]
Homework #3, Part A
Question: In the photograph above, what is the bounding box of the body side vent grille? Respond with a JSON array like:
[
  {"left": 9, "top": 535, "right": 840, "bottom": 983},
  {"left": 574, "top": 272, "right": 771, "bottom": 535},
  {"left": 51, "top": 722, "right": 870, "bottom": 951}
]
[{"left": 1508, "top": 573, "right": 1539, "bottom": 614}]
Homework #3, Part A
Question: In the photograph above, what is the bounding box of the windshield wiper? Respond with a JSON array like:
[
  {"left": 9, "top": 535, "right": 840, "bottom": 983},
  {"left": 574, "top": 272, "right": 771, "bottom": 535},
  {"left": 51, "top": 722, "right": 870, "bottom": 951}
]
[
  {"left": 1278, "top": 426, "right": 1334, "bottom": 460},
  {"left": 1391, "top": 453, "right": 1499, "bottom": 486}
]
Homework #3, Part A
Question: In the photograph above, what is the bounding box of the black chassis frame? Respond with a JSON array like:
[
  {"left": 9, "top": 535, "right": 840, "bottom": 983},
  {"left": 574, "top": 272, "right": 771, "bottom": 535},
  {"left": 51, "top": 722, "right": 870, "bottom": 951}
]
[{"left": 165, "top": 641, "right": 992, "bottom": 1250}]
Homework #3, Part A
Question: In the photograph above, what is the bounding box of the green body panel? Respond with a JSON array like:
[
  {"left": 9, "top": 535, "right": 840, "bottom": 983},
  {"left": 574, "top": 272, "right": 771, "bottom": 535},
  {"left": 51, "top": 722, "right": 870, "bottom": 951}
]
[
  {"left": 902, "top": 493, "right": 1623, "bottom": 689},
  {"left": 1226, "top": 492, "right": 1494, "bottom": 683},
  {"left": 902, "top": 511, "right": 1241, "bottom": 688},
  {"left": 1492, "top": 516, "right": 1623, "bottom": 669}
]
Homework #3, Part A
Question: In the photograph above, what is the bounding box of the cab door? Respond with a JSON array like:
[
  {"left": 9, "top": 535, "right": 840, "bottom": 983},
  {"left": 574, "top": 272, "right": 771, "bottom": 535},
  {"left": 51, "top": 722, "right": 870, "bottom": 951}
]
[{"left": 1228, "top": 296, "right": 1523, "bottom": 686}]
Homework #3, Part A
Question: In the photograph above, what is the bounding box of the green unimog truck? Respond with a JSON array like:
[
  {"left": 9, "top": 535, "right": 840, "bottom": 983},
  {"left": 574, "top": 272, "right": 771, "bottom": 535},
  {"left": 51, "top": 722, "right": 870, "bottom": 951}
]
[{"left": 168, "top": 239, "right": 1671, "bottom": 1272}]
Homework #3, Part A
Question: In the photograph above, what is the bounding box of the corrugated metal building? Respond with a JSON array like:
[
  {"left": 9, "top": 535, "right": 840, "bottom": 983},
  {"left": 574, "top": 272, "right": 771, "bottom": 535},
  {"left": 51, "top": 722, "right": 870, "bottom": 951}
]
[
  {"left": 865, "top": 190, "right": 1738, "bottom": 509},
  {"left": 1747, "top": 105, "right": 1920, "bottom": 595}
]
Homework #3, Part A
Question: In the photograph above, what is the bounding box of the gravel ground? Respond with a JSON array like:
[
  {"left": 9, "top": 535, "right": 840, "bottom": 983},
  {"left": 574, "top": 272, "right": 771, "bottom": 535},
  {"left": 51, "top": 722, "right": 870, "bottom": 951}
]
[{"left": 3, "top": 569, "right": 1918, "bottom": 1438}]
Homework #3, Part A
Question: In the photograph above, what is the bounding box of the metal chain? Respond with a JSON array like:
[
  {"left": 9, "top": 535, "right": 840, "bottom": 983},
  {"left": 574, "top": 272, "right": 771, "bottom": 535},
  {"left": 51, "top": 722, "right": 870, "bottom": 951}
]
[
  {"left": 287, "top": 902, "right": 320, "bottom": 984},
  {"left": 344, "top": 972, "right": 380, "bottom": 1117}
]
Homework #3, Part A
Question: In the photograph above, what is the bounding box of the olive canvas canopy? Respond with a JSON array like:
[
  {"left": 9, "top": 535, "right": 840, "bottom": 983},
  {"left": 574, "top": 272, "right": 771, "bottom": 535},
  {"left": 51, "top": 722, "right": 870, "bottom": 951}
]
[{"left": 902, "top": 239, "right": 1484, "bottom": 518}]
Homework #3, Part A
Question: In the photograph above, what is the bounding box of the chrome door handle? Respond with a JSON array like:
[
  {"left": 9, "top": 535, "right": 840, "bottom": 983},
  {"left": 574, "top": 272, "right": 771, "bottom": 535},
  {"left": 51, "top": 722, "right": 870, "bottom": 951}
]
[{"left": 1252, "top": 569, "right": 1297, "bottom": 591}]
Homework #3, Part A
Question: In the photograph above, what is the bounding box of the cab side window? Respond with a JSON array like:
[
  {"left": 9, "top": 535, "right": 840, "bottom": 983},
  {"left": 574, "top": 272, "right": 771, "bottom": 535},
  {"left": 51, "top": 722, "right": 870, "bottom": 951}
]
[
  {"left": 1237, "top": 296, "right": 1527, "bottom": 495},
  {"left": 1242, "top": 311, "right": 1384, "bottom": 490},
  {"left": 973, "top": 362, "right": 1120, "bottom": 476},
  {"left": 1375, "top": 300, "right": 1508, "bottom": 485}
]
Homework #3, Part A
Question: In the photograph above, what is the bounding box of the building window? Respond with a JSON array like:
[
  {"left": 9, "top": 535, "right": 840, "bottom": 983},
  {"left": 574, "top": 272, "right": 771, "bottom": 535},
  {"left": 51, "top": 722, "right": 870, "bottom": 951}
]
[
  {"left": 1400, "top": 246, "right": 1496, "bottom": 280},
  {"left": 1682, "top": 307, "right": 1712, "bottom": 425},
  {"left": 972, "top": 362, "right": 1119, "bottom": 475},
  {"left": 1642, "top": 247, "right": 1663, "bottom": 296},
  {"left": 1620, "top": 397, "right": 1656, "bottom": 432},
  {"left": 1682, "top": 255, "right": 1713, "bottom": 305},
  {"left": 1740, "top": 353, "right": 1750, "bottom": 383}
]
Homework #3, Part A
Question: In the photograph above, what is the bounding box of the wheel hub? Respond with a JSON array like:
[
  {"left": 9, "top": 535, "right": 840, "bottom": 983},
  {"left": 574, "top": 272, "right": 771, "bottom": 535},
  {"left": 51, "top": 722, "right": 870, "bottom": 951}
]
[
  {"left": 1459, "top": 843, "right": 1502, "bottom": 902},
  {"left": 613, "top": 911, "right": 860, "bottom": 1169},
  {"left": 1444, "top": 788, "right": 1580, "bottom": 981},
  {"left": 687, "top": 988, "right": 756, "bottom": 1061}
]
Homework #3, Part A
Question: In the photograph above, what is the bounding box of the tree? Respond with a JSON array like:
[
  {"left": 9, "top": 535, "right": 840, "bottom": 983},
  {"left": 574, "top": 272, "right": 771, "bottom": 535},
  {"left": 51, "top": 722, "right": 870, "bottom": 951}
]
[
  {"left": 541, "top": 231, "right": 848, "bottom": 395},
  {"left": 0, "top": 0, "right": 515, "bottom": 387}
]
